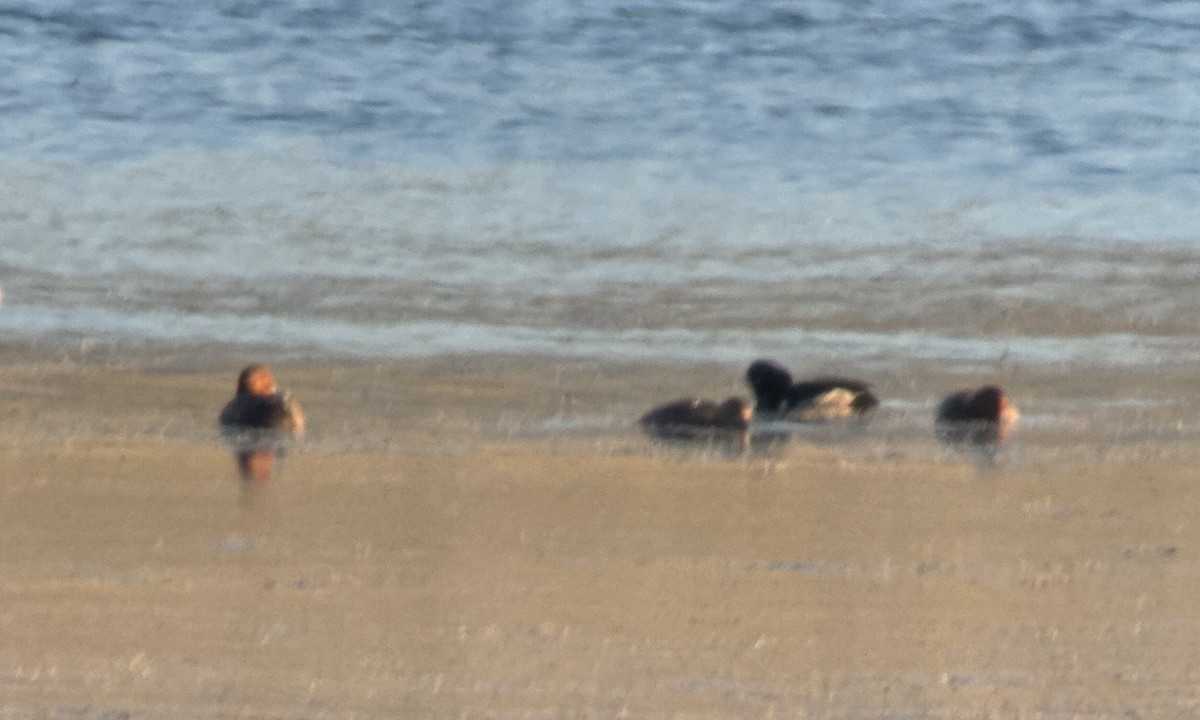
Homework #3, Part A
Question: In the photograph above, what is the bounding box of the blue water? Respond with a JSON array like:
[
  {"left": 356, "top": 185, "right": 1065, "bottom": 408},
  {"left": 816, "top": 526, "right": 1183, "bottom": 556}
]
[
  {"left": 2, "top": 1, "right": 1200, "bottom": 368},
  {"left": 6, "top": 1, "right": 1200, "bottom": 192}
]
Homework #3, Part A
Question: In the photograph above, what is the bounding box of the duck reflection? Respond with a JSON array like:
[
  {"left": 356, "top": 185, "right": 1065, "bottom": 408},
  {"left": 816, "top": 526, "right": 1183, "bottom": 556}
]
[
  {"left": 233, "top": 446, "right": 282, "bottom": 485},
  {"left": 218, "top": 364, "right": 305, "bottom": 484}
]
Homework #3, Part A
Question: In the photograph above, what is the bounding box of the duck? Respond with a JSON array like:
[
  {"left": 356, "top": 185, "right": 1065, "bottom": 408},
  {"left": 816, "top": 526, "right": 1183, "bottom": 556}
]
[
  {"left": 640, "top": 396, "right": 752, "bottom": 443},
  {"left": 934, "top": 385, "right": 1019, "bottom": 451},
  {"left": 218, "top": 363, "right": 306, "bottom": 435},
  {"left": 218, "top": 364, "right": 305, "bottom": 483},
  {"left": 745, "top": 359, "right": 878, "bottom": 422}
]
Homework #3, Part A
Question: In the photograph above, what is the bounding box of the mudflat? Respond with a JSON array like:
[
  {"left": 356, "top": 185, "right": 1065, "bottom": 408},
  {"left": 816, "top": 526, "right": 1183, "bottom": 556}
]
[{"left": 3, "top": 347, "right": 1200, "bottom": 718}]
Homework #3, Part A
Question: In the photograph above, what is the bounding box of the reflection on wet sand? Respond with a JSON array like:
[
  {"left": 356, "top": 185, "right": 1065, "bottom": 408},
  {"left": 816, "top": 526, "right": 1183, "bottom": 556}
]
[
  {"left": 230, "top": 443, "right": 292, "bottom": 487},
  {"left": 236, "top": 446, "right": 276, "bottom": 484},
  {"left": 222, "top": 427, "right": 301, "bottom": 486}
]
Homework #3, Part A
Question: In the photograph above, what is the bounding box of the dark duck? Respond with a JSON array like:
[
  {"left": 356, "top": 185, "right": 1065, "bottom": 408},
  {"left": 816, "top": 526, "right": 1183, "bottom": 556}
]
[
  {"left": 934, "top": 385, "right": 1019, "bottom": 453},
  {"left": 744, "top": 359, "right": 879, "bottom": 422},
  {"left": 640, "top": 396, "right": 752, "bottom": 450}
]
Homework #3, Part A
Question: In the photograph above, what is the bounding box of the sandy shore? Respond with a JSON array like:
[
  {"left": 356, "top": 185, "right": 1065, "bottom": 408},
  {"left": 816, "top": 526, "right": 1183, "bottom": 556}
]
[{"left": 3, "top": 345, "right": 1200, "bottom": 718}]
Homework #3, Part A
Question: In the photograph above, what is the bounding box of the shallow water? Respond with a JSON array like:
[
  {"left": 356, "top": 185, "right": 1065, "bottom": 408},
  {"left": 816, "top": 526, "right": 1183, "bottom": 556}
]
[
  {"left": 4, "top": 352, "right": 1200, "bottom": 717},
  {"left": 3, "top": 154, "right": 1200, "bottom": 375},
  {"left": 6, "top": 404, "right": 1200, "bottom": 719}
]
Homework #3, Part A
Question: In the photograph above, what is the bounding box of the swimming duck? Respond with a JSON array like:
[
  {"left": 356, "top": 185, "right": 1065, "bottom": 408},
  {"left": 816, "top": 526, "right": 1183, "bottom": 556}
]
[
  {"left": 640, "top": 396, "right": 752, "bottom": 442},
  {"left": 745, "top": 359, "right": 878, "bottom": 422},
  {"left": 218, "top": 363, "right": 306, "bottom": 435},
  {"left": 934, "top": 385, "right": 1019, "bottom": 451},
  {"left": 218, "top": 364, "right": 305, "bottom": 483}
]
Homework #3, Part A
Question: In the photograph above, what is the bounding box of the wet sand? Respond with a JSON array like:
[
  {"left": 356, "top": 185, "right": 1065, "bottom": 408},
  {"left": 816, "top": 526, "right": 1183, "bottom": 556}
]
[{"left": 3, "top": 346, "right": 1200, "bottom": 718}]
